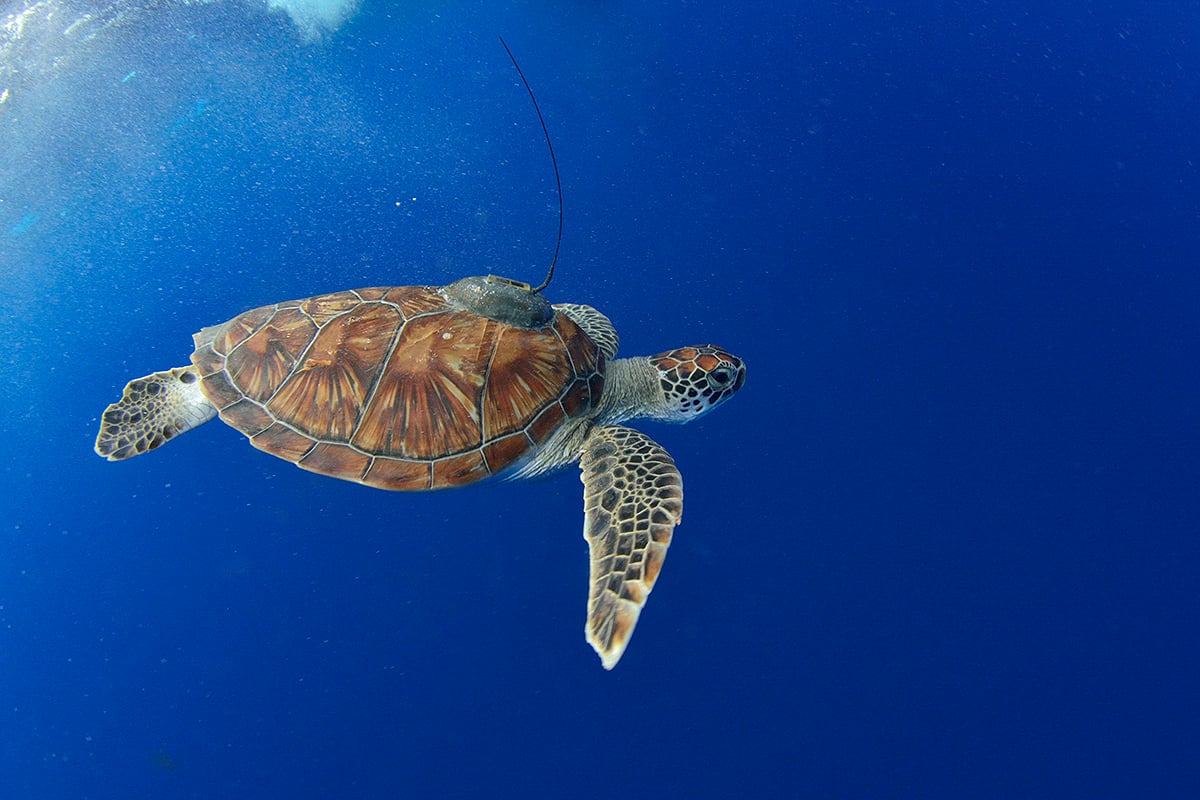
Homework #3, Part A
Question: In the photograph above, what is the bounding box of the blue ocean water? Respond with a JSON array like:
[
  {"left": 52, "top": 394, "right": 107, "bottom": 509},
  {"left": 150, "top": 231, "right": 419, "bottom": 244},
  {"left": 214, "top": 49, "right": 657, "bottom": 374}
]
[{"left": 2, "top": 1, "right": 1198, "bottom": 797}]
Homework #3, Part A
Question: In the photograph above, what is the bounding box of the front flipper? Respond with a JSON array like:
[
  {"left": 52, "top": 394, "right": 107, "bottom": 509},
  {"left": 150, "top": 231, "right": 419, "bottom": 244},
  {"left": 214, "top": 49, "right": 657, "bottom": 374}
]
[
  {"left": 580, "top": 424, "right": 683, "bottom": 669},
  {"left": 95, "top": 367, "right": 217, "bottom": 460},
  {"left": 554, "top": 303, "right": 619, "bottom": 360}
]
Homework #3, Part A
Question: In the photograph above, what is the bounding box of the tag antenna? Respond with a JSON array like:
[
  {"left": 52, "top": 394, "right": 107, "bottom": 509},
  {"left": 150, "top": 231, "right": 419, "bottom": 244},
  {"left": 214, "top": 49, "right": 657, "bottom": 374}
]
[{"left": 499, "top": 36, "right": 562, "bottom": 294}]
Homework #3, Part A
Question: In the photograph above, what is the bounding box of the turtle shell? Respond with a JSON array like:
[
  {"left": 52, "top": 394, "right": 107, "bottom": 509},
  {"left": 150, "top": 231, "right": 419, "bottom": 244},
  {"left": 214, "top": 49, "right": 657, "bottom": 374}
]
[{"left": 190, "top": 285, "right": 605, "bottom": 490}]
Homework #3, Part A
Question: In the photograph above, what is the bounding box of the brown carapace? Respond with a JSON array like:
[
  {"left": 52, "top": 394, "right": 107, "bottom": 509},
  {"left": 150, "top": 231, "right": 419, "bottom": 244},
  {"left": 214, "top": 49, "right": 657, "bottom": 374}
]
[{"left": 190, "top": 285, "right": 604, "bottom": 491}]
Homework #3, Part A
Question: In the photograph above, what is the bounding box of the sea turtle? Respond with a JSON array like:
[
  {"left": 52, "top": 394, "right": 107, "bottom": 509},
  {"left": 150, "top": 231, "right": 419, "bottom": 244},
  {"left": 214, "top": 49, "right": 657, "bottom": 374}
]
[{"left": 95, "top": 274, "right": 745, "bottom": 668}]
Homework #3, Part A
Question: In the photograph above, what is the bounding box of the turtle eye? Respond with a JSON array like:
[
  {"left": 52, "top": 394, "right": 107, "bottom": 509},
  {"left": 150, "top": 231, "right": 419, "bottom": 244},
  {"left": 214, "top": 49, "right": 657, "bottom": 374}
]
[{"left": 707, "top": 366, "right": 735, "bottom": 390}]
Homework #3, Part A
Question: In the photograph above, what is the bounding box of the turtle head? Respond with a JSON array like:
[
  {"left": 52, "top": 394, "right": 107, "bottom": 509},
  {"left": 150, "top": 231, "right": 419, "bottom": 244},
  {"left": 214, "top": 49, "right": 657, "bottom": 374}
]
[{"left": 648, "top": 345, "right": 746, "bottom": 423}]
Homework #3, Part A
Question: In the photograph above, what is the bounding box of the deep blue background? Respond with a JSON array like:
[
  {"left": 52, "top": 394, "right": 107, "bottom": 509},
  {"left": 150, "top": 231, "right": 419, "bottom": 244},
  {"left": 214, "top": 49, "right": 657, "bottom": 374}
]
[{"left": 2, "top": 1, "right": 1198, "bottom": 797}]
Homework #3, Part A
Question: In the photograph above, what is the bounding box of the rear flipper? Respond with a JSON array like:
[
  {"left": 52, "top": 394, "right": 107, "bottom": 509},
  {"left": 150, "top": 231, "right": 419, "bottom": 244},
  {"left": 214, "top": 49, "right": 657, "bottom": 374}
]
[{"left": 95, "top": 367, "right": 217, "bottom": 461}]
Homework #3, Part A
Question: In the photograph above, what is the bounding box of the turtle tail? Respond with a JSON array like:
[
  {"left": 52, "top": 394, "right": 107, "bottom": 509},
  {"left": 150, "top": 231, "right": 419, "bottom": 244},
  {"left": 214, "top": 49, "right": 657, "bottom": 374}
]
[{"left": 95, "top": 367, "right": 217, "bottom": 461}]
